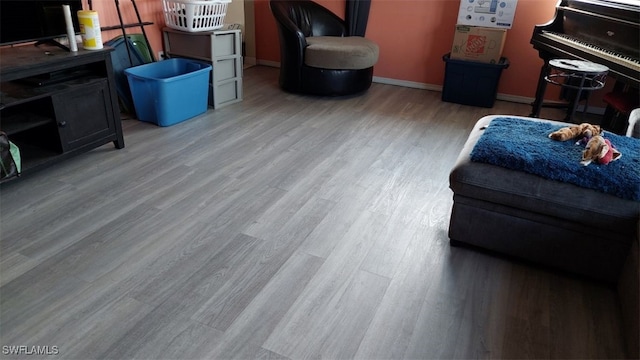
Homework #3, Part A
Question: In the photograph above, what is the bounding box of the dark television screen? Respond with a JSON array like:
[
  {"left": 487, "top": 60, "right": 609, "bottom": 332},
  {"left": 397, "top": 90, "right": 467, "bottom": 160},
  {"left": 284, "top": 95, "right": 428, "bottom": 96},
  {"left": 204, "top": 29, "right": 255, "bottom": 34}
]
[{"left": 0, "top": 0, "right": 83, "bottom": 46}]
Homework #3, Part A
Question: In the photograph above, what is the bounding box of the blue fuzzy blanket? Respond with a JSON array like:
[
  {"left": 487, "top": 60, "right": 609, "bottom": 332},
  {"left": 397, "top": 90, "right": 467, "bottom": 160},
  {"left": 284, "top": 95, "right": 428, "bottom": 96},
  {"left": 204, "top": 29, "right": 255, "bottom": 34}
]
[{"left": 470, "top": 117, "right": 640, "bottom": 201}]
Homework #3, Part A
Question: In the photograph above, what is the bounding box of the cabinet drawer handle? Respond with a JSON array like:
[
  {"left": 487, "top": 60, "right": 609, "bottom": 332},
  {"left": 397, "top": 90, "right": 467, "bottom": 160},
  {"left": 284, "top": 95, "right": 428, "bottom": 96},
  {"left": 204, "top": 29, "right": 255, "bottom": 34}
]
[{"left": 58, "top": 121, "right": 67, "bottom": 128}]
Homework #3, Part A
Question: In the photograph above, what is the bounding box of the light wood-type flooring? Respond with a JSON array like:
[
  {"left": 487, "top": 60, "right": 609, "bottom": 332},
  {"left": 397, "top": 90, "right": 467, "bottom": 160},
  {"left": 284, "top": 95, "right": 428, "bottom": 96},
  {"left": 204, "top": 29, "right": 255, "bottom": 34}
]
[{"left": 0, "top": 66, "right": 628, "bottom": 359}]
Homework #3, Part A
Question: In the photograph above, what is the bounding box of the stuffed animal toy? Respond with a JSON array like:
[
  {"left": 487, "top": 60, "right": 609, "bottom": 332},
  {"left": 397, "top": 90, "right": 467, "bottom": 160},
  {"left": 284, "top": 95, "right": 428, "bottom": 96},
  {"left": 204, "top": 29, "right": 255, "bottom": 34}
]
[
  {"left": 548, "top": 123, "right": 601, "bottom": 141},
  {"left": 580, "top": 135, "right": 622, "bottom": 166}
]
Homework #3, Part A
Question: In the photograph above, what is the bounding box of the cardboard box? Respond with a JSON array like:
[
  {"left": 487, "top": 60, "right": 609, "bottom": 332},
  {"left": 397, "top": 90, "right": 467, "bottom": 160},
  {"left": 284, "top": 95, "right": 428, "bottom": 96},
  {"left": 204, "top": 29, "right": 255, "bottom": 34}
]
[
  {"left": 450, "top": 25, "right": 507, "bottom": 64},
  {"left": 457, "top": 0, "right": 518, "bottom": 29}
]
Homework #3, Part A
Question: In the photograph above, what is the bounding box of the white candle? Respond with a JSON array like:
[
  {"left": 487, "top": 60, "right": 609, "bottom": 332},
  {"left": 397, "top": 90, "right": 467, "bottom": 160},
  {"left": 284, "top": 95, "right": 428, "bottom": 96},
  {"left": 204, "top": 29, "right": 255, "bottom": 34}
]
[{"left": 63, "top": 4, "right": 78, "bottom": 52}]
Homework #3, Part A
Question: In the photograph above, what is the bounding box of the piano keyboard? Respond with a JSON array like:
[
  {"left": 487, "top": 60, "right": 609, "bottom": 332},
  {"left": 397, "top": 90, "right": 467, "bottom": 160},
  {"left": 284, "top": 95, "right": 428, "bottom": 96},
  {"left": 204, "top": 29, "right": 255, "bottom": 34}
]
[{"left": 541, "top": 31, "right": 640, "bottom": 73}]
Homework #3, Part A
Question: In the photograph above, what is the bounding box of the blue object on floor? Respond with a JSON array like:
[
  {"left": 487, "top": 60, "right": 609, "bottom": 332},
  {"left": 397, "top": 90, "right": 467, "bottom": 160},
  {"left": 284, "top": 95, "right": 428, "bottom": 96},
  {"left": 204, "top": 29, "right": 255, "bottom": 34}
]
[{"left": 124, "top": 58, "right": 212, "bottom": 127}]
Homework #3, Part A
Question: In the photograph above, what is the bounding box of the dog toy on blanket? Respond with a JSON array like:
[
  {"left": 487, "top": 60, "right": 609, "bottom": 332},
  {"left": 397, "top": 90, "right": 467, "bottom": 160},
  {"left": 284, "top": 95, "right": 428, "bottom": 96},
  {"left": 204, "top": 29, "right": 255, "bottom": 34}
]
[
  {"left": 548, "top": 123, "right": 621, "bottom": 165},
  {"left": 548, "top": 123, "right": 601, "bottom": 141},
  {"left": 580, "top": 135, "right": 622, "bottom": 166}
]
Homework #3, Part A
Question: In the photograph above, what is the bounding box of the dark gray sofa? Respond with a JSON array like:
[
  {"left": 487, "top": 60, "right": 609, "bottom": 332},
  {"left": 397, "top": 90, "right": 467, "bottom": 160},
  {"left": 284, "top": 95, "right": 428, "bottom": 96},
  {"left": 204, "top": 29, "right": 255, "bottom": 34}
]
[
  {"left": 449, "top": 114, "right": 640, "bottom": 358},
  {"left": 448, "top": 115, "right": 639, "bottom": 283}
]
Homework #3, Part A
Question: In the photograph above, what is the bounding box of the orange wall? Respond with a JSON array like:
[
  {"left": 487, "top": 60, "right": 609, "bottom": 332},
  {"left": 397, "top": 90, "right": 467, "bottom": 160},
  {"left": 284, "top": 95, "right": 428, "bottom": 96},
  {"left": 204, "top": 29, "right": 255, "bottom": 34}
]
[
  {"left": 256, "top": 0, "right": 563, "bottom": 99},
  {"left": 81, "top": 0, "right": 165, "bottom": 58},
  {"left": 92, "top": 0, "right": 611, "bottom": 105}
]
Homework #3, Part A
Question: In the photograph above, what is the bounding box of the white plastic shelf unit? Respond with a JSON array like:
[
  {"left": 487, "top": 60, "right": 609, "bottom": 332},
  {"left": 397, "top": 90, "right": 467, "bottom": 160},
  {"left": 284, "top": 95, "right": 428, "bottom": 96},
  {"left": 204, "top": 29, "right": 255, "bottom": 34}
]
[{"left": 162, "top": 27, "right": 242, "bottom": 109}]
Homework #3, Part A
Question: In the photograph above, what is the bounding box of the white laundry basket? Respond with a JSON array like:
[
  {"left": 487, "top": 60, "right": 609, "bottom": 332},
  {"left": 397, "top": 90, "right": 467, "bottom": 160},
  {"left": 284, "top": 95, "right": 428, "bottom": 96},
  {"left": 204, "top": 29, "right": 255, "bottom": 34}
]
[{"left": 163, "top": 0, "right": 231, "bottom": 32}]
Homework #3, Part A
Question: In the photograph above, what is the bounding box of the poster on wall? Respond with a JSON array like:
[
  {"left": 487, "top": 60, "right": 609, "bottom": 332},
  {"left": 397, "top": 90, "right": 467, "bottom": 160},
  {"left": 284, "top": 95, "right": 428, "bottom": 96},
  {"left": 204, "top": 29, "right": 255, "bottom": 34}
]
[{"left": 457, "top": 0, "right": 518, "bottom": 29}]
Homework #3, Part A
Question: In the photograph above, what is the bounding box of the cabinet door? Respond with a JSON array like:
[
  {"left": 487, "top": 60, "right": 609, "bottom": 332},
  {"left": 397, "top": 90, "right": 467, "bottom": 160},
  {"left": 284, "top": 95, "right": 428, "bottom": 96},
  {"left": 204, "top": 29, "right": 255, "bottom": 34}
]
[{"left": 52, "top": 79, "right": 115, "bottom": 152}]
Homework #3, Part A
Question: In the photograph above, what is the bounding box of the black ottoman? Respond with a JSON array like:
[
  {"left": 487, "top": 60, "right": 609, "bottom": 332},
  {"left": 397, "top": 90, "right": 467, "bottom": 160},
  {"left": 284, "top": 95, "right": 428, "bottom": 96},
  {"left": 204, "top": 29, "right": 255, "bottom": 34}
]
[{"left": 448, "top": 115, "right": 639, "bottom": 283}]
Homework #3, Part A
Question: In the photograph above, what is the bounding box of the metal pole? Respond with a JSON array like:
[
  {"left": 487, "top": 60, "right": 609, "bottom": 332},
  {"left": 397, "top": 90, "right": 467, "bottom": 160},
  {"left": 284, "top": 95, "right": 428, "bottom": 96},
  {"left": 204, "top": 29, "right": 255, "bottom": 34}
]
[
  {"left": 130, "top": 0, "right": 155, "bottom": 61},
  {"left": 114, "top": 0, "right": 134, "bottom": 66}
]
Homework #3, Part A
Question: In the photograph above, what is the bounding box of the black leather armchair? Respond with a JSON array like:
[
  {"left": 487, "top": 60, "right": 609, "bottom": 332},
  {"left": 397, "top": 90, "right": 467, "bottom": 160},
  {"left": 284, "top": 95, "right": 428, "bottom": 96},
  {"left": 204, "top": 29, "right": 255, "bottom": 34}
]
[{"left": 270, "top": 0, "right": 379, "bottom": 96}]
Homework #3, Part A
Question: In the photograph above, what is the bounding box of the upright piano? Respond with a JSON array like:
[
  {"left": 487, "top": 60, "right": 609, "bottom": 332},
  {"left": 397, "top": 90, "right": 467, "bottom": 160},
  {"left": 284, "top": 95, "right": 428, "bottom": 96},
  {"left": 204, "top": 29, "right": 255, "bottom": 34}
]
[{"left": 529, "top": 0, "right": 640, "bottom": 125}]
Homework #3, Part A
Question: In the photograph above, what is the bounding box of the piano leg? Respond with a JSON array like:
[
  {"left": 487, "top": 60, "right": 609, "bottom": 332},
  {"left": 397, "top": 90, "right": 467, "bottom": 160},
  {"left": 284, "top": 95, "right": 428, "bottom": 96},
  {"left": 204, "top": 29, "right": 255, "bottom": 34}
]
[
  {"left": 565, "top": 74, "right": 589, "bottom": 123},
  {"left": 530, "top": 62, "right": 550, "bottom": 117}
]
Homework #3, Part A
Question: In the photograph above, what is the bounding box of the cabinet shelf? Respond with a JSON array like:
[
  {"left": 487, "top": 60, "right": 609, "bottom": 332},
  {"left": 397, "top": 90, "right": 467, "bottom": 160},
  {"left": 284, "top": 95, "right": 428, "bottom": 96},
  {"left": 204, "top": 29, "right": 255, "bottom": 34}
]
[
  {"left": 1, "top": 112, "right": 53, "bottom": 136},
  {"left": 0, "top": 44, "right": 125, "bottom": 183},
  {"left": 11, "top": 140, "right": 63, "bottom": 170},
  {"left": 1, "top": 76, "right": 105, "bottom": 107}
]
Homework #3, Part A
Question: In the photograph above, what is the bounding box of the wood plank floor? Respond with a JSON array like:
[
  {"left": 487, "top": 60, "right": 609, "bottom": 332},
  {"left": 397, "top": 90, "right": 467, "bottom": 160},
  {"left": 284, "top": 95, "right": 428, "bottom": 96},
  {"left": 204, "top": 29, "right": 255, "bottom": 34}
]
[{"left": 0, "top": 66, "right": 628, "bottom": 359}]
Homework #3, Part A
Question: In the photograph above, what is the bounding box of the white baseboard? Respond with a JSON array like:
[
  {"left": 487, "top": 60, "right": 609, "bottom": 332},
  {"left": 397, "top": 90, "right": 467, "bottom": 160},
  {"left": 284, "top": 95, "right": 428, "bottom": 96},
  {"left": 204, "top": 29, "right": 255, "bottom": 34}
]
[
  {"left": 255, "top": 64, "right": 606, "bottom": 114},
  {"left": 372, "top": 76, "right": 605, "bottom": 114},
  {"left": 257, "top": 60, "right": 280, "bottom": 68},
  {"left": 372, "top": 76, "right": 442, "bottom": 92},
  {"left": 244, "top": 57, "right": 257, "bottom": 66},
  {"left": 495, "top": 93, "right": 532, "bottom": 104}
]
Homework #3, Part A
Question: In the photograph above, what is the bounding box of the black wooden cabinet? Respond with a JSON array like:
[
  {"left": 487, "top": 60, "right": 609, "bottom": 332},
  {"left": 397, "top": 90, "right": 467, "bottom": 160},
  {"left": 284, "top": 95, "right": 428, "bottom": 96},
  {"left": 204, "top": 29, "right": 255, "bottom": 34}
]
[{"left": 0, "top": 44, "right": 124, "bottom": 181}]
